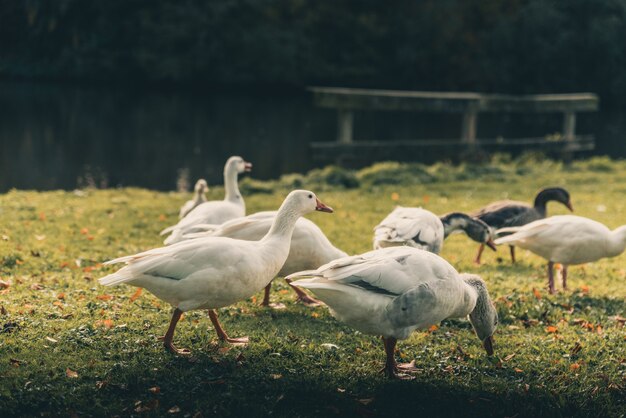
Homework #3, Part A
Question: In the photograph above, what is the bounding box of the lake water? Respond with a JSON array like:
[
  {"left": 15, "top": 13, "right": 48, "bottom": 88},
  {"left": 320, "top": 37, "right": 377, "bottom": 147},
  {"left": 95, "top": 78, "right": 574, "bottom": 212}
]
[{"left": 1, "top": 81, "right": 624, "bottom": 192}]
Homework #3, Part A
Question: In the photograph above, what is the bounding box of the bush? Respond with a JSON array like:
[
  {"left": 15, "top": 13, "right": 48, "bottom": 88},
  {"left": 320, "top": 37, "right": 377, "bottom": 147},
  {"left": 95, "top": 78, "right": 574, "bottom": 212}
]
[{"left": 357, "top": 162, "right": 434, "bottom": 186}]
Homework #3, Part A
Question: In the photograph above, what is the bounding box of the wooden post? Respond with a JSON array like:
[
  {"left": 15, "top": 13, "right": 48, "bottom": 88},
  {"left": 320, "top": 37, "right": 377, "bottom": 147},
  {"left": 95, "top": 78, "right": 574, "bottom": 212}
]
[
  {"left": 461, "top": 110, "right": 477, "bottom": 144},
  {"left": 563, "top": 112, "right": 576, "bottom": 141},
  {"left": 337, "top": 109, "right": 353, "bottom": 144}
]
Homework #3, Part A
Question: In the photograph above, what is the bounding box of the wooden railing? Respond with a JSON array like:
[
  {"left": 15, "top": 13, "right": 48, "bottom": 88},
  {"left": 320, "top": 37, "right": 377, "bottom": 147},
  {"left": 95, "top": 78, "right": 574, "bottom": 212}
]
[{"left": 308, "top": 87, "right": 599, "bottom": 153}]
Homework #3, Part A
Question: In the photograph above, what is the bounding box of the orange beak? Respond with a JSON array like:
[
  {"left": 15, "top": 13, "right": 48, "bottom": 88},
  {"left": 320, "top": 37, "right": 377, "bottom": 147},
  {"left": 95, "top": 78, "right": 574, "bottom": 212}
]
[
  {"left": 315, "top": 198, "right": 333, "bottom": 213},
  {"left": 244, "top": 162, "right": 253, "bottom": 172},
  {"left": 566, "top": 201, "right": 574, "bottom": 212}
]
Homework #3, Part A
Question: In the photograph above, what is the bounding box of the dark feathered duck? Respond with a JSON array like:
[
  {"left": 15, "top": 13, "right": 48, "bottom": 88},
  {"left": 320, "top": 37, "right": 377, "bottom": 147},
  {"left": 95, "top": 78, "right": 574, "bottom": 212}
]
[{"left": 471, "top": 187, "right": 573, "bottom": 264}]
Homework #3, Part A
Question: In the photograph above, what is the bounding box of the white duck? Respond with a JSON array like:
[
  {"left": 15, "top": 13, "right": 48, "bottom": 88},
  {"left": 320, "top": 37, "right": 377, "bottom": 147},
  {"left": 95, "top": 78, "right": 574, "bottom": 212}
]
[
  {"left": 494, "top": 215, "right": 626, "bottom": 294},
  {"left": 161, "top": 156, "right": 252, "bottom": 244},
  {"left": 100, "top": 190, "right": 333, "bottom": 354},
  {"left": 179, "top": 179, "right": 209, "bottom": 219},
  {"left": 373, "top": 207, "right": 496, "bottom": 254},
  {"left": 288, "top": 246, "right": 498, "bottom": 379},
  {"left": 177, "top": 211, "right": 348, "bottom": 306}
]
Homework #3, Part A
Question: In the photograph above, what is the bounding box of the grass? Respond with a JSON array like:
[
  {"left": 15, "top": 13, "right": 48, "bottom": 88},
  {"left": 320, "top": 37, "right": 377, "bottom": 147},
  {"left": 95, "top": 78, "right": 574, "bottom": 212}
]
[{"left": 1, "top": 156, "right": 625, "bottom": 417}]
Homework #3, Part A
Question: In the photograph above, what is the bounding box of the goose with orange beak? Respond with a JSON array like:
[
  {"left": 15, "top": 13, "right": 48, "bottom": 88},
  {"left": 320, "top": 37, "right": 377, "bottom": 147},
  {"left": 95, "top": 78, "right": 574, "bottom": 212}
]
[{"left": 100, "top": 190, "right": 333, "bottom": 354}]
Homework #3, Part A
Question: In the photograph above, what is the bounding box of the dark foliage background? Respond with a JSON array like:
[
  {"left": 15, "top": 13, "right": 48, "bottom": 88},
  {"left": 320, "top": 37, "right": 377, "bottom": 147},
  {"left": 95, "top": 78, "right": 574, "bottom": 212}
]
[{"left": 1, "top": 0, "right": 626, "bottom": 105}]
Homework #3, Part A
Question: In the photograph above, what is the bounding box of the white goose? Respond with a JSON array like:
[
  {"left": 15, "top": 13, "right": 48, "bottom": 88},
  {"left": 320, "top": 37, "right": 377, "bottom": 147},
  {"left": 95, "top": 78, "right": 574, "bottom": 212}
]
[
  {"left": 177, "top": 211, "right": 348, "bottom": 306},
  {"left": 100, "top": 190, "right": 333, "bottom": 354},
  {"left": 494, "top": 215, "right": 626, "bottom": 294},
  {"left": 179, "top": 179, "right": 209, "bottom": 219},
  {"left": 373, "top": 207, "right": 496, "bottom": 254},
  {"left": 288, "top": 246, "right": 498, "bottom": 379},
  {"left": 161, "top": 156, "right": 252, "bottom": 244}
]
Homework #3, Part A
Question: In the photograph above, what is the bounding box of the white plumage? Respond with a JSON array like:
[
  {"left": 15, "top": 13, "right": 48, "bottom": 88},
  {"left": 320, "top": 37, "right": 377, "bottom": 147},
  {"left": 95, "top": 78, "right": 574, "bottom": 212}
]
[
  {"left": 373, "top": 207, "right": 444, "bottom": 253},
  {"left": 174, "top": 211, "right": 347, "bottom": 306},
  {"left": 179, "top": 179, "right": 208, "bottom": 219},
  {"left": 288, "top": 246, "right": 498, "bottom": 378},
  {"left": 494, "top": 215, "right": 626, "bottom": 293},
  {"left": 161, "top": 156, "right": 251, "bottom": 244},
  {"left": 100, "top": 190, "right": 333, "bottom": 354}
]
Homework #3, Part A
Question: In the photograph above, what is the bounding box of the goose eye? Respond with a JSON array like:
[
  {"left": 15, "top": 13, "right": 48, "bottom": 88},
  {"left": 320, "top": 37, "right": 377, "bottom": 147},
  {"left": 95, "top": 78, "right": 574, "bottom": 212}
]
[
  {"left": 401, "top": 307, "right": 407, "bottom": 311},
  {"left": 308, "top": 194, "right": 313, "bottom": 199}
]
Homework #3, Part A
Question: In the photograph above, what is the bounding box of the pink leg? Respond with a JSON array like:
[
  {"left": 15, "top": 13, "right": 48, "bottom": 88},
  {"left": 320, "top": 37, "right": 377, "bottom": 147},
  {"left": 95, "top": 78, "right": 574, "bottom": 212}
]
[
  {"left": 509, "top": 246, "right": 516, "bottom": 264},
  {"left": 548, "top": 261, "right": 555, "bottom": 294},
  {"left": 379, "top": 337, "right": 416, "bottom": 380},
  {"left": 208, "top": 309, "right": 249, "bottom": 346},
  {"left": 474, "top": 244, "right": 485, "bottom": 265},
  {"left": 285, "top": 278, "right": 322, "bottom": 306},
  {"left": 161, "top": 308, "right": 191, "bottom": 355}
]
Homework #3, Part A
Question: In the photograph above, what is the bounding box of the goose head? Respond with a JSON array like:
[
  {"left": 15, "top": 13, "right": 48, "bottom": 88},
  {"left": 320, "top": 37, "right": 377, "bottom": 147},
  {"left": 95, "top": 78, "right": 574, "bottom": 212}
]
[
  {"left": 194, "top": 179, "right": 209, "bottom": 194},
  {"left": 462, "top": 274, "right": 498, "bottom": 356},
  {"left": 535, "top": 187, "right": 573, "bottom": 212},
  {"left": 225, "top": 156, "right": 253, "bottom": 176},
  {"left": 441, "top": 213, "right": 496, "bottom": 250},
  {"left": 280, "top": 190, "right": 334, "bottom": 216}
]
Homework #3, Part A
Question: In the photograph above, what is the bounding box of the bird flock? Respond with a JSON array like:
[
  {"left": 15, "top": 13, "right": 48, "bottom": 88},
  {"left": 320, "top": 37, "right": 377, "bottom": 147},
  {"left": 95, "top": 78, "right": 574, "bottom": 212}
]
[{"left": 99, "top": 155, "right": 626, "bottom": 379}]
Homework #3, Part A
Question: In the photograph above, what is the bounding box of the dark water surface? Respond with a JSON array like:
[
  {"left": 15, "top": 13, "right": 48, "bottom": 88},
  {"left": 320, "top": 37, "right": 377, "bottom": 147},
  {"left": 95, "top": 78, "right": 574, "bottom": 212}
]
[{"left": 1, "top": 81, "right": 624, "bottom": 192}]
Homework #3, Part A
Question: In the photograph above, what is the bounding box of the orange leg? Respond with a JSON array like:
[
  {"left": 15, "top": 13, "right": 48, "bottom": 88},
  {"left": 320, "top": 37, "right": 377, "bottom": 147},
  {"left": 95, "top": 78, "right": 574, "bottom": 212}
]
[
  {"left": 285, "top": 278, "right": 322, "bottom": 306},
  {"left": 509, "top": 246, "right": 516, "bottom": 263},
  {"left": 261, "top": 282, "right": 272, "bottom": 306},
  {"left": 208, "top": 309, "right": 249, "bottom": 346},
  {"left": 160, "top": 308, "right": 191, "bottom": 355},
  {"left": 547, "top": 261, "right": 555, "bottom": 294},
  {"left": 474, "top": 244, "right": 485, "bottom": 265},
  {"left": 379, "top": 337, "right": 416, "bottom": 380}
]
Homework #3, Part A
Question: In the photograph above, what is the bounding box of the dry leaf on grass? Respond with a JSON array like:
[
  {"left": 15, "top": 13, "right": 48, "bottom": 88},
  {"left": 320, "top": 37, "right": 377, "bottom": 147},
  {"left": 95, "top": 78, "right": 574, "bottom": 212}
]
[{"left": 66, "top": 368, "right": 78, "bottom": 378}]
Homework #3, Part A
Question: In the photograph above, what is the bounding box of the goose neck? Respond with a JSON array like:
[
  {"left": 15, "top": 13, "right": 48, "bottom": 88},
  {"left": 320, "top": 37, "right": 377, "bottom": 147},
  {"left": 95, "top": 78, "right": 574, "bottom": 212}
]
[{"left": 223, "top": 167, "right": 241, "bottom": 203}]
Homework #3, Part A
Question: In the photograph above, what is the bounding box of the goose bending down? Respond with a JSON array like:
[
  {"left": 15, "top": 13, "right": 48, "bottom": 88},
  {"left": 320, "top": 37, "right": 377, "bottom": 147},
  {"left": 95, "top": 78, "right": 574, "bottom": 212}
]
[
  {"left": 373, "top": 207, "right": 496, "bottom": 255},
  {"left": 472, "top": 187, "right": 573, "bottom": 264},
  {"left": 288, "top": 247, "right": 498, "bottom": 379},
  {"left": 179, "top": 179, "right": 209, "bottom": 219},
  {"left": 494, "top": 215, "right": 626, "bottom": 294},
  {"left": 175, "top": 211, "right": 348, "bottom": 306},
  {"left": 99, "top": 190, "right": 333, "bottom": 354},
  {"left": 161, "top": 156, "right": 252, "bottom": 244}
]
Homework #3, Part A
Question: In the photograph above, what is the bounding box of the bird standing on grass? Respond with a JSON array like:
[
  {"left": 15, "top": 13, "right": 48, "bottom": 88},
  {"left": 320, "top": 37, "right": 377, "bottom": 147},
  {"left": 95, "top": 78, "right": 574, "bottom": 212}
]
[
  {"left": 494, "top": 215, "right": 626, "bottom": 294},
  {"left": 179, "top": 179, "right": 209, "bottom": 219},
  {"left": 100, "top": 190, "right": 333, "bottom": 354},
  {"left": 161, "top": 156, "right": 252, "bottom": 244},
  {"left": 288, "top": 246, "right": 498, "bottom": 379},
  {"left": 472, "top": 187, "right": 573, "bottom": 264}
]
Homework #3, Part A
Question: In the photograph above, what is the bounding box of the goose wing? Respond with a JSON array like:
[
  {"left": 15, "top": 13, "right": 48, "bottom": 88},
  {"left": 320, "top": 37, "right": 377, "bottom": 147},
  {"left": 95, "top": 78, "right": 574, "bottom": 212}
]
[{"left": 288, "top": 247, "right": 456, "bottom": 296}]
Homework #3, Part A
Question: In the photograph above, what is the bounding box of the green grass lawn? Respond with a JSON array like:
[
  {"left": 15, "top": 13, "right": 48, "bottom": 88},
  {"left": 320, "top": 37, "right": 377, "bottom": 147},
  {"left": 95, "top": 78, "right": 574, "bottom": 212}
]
[{"left": 1, "top": 157, "right": 625, "bottom": 417}]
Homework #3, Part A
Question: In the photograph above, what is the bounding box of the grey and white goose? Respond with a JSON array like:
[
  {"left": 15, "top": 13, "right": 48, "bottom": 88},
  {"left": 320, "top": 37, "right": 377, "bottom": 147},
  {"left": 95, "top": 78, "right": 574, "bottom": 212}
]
[
  {"left": 373, "top": 207, "right": 496, "bottom": 255},
  {"left": 288, "top": 246, "right": 498, "bottom": 379},
  {"left": 471, "top": 187, "right": 573, "bottom": 264}
]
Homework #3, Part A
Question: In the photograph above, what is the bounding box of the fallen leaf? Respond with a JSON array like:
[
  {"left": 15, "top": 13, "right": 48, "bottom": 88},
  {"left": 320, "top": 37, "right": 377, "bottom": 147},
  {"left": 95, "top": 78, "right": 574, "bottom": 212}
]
[
  {"left": 57, "top": 293, "right": 65, "bottom": 300},
  {"left": 96, "top": 294, "right": 114, "bottom": 301},
  {"left": 545, "top": 326, "right": 558, "bottom": 333},
  {"left": 391, "top": 192, "right": 400, "bottom": 201},
  {"left": 10, "top": 358, "right": 23, "bottom": 367},
  {"left": 130, "top": 288, "right": 143, "bottom": 302},
  {"left": 35, "top": 234, "right": 46, "bottom": 241},
  {"left": 423, "top": 195, "right": 430, "bottom": 204},
  {"left": 218, "top": 347, "right": 231, "bottom": 354},
  {"left": 270, "top": 374, "right": 282, "bottom": 380},
  {"left": 358, "top": 398, "right": 374, "bottom": 406},
  {"left": 428, "top": 325, "right": 439, "bottom": 332},
  {"left": 514, "top": 368, "right": 523, "bottom": 373},
  {"left": 580, "top": 284, "right": 589, "bottom": 294},
  {"left": 0, "top": 280, "right": 10, "bottom": 289},
  {"left": 532, "top": 288, "right": 542, "bottom": 300},
  {"left": 45, "top": 336, "right": 58, "bottom": 344},
  {"left": 570, "top": 363, "right": 580, "bottom": 371},
  {"left": 159, "top": 214, "right": 166, "bottom": 221},
  {"left": 66, "top": 368, "right": 78, "bottom": 378},
  {"left": 149, "top": 386, "right": 161, "bottom": 394},
  {"left": 39, "top": 212, "right": 46, "bottom": 221},
  {"left": 503, "top": 353, "right": 516, "bottom": 362},
  {"left": 80, "top": 228, "right": 89, "bottom": 235},
  {"left": 311, "top": 312, "right": 320, "bottom": 318},
  {"left": 168, "top": 406, "right": 181, "bottom": 414},
  {"left": 30, "top": 283, "right": 44, "bottom": 290}
]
